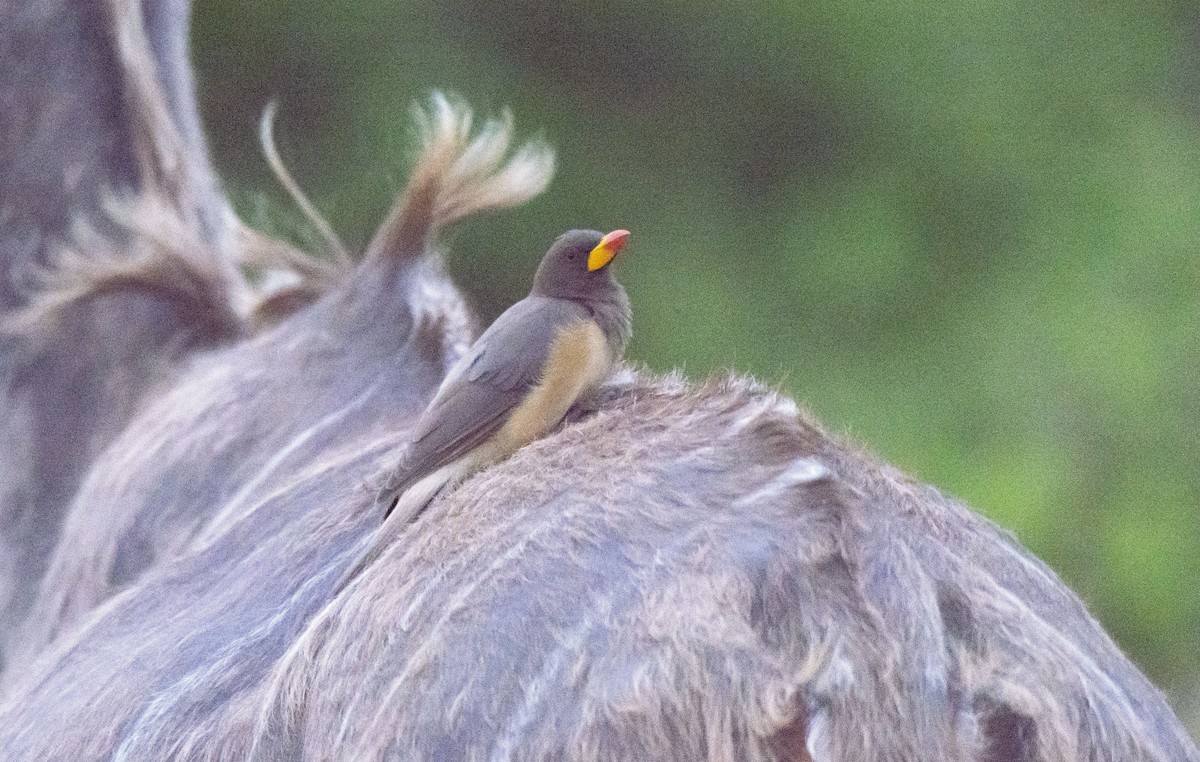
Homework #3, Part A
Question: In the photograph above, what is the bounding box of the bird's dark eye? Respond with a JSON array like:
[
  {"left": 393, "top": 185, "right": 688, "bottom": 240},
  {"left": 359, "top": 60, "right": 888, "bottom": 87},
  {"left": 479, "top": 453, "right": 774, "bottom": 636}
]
[{"left": 567, "top": 253, "right": 576, "bottom": 260}]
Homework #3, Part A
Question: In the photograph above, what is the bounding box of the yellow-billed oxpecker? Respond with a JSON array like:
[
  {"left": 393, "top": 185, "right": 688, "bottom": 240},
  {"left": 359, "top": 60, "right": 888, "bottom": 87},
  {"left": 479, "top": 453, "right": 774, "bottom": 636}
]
[{"left": 338, "top": 229, "right": 632, "bottom": 589}]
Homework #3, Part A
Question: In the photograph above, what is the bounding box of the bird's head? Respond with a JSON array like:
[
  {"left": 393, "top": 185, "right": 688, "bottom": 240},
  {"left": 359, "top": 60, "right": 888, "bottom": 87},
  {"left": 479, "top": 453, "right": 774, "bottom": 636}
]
[{"left": 531, "top": 229, "right": 630, "bottom": 300}]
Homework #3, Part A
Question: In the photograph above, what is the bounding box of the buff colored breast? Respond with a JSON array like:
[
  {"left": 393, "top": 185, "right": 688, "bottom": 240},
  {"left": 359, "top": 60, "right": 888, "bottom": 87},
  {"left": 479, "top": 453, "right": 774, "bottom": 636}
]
[{"left": 477, "top": 318, "right": 611, "bottom": 463}]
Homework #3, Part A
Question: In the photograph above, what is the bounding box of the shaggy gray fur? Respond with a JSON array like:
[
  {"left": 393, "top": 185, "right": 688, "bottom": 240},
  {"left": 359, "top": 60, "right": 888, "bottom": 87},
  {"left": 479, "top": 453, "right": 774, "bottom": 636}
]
[
  {"left": 3, "top": 92, "right": 554, "bottom": 673},
  {"left": 0, "top": 0, "right": 246, "bottom": 674},
  {"left": 2, "top": 366, "right": 1197, "bottom": 760},
  {"left": 0, "top": 1, "right": 1196, "bottom": 761}
]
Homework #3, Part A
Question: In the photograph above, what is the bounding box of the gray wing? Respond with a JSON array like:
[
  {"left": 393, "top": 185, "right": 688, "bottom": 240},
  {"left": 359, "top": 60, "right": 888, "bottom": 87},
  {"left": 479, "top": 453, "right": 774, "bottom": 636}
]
[{"left": 384, "top": 296, "right": 588, "bottom": 494}]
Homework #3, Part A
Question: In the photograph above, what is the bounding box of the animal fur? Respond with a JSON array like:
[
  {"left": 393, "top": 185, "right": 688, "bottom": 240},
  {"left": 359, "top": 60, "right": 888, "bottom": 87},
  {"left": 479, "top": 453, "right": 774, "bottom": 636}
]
[
  {"left": 2, "top": 88, "right": 554, "bottom": 677},
  {"left": 0, "top": 0, "right": 245, "bottom": 675},
  {"left": 1, "top": 368, "right": 1197, "bottom": 760},
  {"left": 0, "top": 1, "right": 1196, "bottom": 760},
  {"left": 0, "top": 0, "right": 350, "bottom": 675}
]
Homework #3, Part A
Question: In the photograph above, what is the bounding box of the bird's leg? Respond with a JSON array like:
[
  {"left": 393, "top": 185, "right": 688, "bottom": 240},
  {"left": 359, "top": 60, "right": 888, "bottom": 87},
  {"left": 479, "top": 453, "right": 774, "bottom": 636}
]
[{"left": 562, "top": 389, "right": 602, "bottom": 425}]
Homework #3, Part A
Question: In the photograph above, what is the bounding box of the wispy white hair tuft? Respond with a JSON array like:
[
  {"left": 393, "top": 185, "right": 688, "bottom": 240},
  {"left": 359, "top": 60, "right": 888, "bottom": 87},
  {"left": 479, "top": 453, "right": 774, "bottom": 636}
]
[{"left": 364, "top": 92, "right": 556, "bottom": 262}]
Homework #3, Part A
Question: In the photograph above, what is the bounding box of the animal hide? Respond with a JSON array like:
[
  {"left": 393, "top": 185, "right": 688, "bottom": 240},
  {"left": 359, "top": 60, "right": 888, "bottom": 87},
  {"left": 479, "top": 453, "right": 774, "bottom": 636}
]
[{"left": 0, "top": 2, "right": 1195, "bottom": 761}]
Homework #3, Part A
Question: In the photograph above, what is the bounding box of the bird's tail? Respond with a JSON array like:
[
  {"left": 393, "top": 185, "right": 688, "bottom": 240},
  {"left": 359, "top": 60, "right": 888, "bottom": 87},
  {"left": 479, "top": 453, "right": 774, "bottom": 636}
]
[
  {"left": 332, "top": 461, "right": 459, "bottom": 594},
  {"left": 362, "top": 93, "right": 556, "bottom": 264}
]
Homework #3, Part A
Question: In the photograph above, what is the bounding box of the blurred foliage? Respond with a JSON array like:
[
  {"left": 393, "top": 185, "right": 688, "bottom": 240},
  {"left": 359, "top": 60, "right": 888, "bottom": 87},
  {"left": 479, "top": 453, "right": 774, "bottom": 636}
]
[{"left": 192, "top": 0, "right": 1200, "bottom": 715}]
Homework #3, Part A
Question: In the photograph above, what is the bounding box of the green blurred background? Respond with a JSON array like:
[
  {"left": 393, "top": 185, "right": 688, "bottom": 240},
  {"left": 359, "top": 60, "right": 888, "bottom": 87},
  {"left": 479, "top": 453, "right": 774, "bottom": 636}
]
[{"left": 191, "top": 0, "right": 1200, "bottom": 729}]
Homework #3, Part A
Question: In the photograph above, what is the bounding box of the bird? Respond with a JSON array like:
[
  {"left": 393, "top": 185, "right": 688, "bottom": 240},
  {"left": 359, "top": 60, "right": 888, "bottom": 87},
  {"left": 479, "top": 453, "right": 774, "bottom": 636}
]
[{"left": 335, "top": 229, "right": 632, "bottom": 590}]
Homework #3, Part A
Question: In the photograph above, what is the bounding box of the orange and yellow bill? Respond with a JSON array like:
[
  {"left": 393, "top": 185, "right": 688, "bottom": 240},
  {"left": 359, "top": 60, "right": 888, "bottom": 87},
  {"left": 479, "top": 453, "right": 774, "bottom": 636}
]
[{"left": 587, "top": 229, "right": 631, "bottom": 271}]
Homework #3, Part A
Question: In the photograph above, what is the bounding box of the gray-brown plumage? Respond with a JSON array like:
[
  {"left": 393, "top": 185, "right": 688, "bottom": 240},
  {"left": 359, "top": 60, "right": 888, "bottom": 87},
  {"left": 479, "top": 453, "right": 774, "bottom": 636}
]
[{"left": 337, "top": 229, "right": 633, "bottom": 588}]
